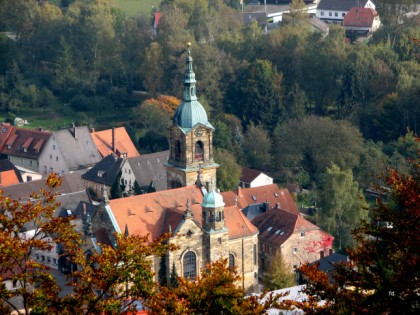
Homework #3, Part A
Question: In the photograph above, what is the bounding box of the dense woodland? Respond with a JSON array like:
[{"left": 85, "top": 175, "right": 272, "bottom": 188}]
[{"left": 0, "top": 0, "right": 419, "bottom": 250}]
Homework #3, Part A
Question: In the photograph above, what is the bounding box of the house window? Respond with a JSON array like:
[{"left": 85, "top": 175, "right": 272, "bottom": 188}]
[
  {"left": 253, "top": 244, "right": 257, "bottom": 265},
  {"left": 41, "top": 255, "right": 45, "bottom": 262},
  {"left": 293, "top": 247, "right": 298, "bottom": 253},
  {"left": 50, "top": 154, "right": 52, "bottom": 160},
  {"left": 175, "top": 140, "right": 181, "bottom": 160},
  {"left": 183, "top": 251, "right": 196, "bottom": 279},
  {"left": 229, "top": 254, "right": 235, "bottom": 269},
  {"left": 335, "top": 12, "right": 338, "bottom": 17},
  {"left": 29, "top": 160, "right": 32, "bottom": 166},
  {"left": 12, "top": 279, "right": 18, "bottom": 288},
  {"left": 53, "top": 258, "right": 57, "bottom": 265},
  {"left": 36, "top": 254, "right": 40, "bottom": 260},
  {"left": 342, "top": 13, "right": 345, "bottom": 17},
  {"left": 301, "top": 232, "right": 305, "bottom": 238},
  {"left": 262, "top": 243, "right": 266, "bottom": 252},
  {"left": 320, "top": 11, "right": 324, "bottom": 16},
  {"left": 194, "top": 141, "right": 204, "bottom": 161},
  {"left": 53, "top": 145, "right": 55, "bottom": 150},
  {"left": 329, "top": 12, "right": 332, "bottom": 16},
  {"left": 44, "top": 166, "right": 47, "bottom": 174},
  {"left": 50, "top": 167, "right": 53, "bottom": 173},
  {"left": 56, "top": 156, "right": 58, "bottom": 162},
  {"left": 47, "top": 257, "right": 51, "bottom": 263},
  {"left": 218, "top": 237, "right": 222, "bottom": 244},
  {"left": 320, "top": 250, "right": 325, "bottom": 259}
]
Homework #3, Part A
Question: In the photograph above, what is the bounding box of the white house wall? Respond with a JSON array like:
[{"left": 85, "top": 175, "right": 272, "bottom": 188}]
[
  {"left": 251, "top": 174, "right": 274, "bottom": 188},
  {"left": 38, "top": 135, "right": 68, "bottom": 175}
]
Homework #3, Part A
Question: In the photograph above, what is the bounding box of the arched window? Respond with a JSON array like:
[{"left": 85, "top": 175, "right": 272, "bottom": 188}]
[
  {"left": 229, "top": 254, "right": 235, "bottom": 269},
  {"left": 183, "top": 251, "right": 196, "bottom": 279},
  {"left": 175, "top": 140, "right": 181, "bottom": 160},
  {"left": 195, "top": 141, "right": 204, "bottom": 161}
]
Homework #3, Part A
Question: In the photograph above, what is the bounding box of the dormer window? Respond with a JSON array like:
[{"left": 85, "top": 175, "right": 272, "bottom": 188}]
[{"left": 97, "top": 171, "right": 106, "bottom": 178}]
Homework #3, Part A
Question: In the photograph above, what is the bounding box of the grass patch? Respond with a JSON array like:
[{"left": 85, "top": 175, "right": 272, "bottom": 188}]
[{"left": 113, "top": 0, "right": 161, "bottom": 18}]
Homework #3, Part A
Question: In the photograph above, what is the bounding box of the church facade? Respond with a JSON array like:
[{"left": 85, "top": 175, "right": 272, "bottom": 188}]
[{"left": 92, "top": 45, "right": 259, "bottom": 293}]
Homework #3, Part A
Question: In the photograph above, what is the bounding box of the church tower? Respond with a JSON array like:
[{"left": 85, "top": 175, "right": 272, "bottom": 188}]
[
  {"left": 166, "top": 43, "right": 218, "bottom": 189},
  {"left": 201, "top": 180, "right": 229, "bottom": 263}
]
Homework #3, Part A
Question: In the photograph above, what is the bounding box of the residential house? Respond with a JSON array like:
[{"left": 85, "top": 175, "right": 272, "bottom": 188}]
[
  {"left": 240, "top": 167, "right": 273, "bottom": 188},
  {"left": 252, "top": 204, "right": 334, "bottom": 272},
  {"left": 0, "top": 122, "right": 14, "bottom": 151},
  {"left": 39, "top": 125, "right": 102, "bottom": 175},
  {"left": 222, "top": 185, "right": 333, "bottom": 271},
  {"left": 316, "top": 0, "right": 376, "bottom": 24},
  {"left": 0, "top": 159, "right": 23, "bottom": 187},
  {"left": 343, "top": 7, "right": 381, "bottom": 36},
  {"left": 125, "top": 150, "right": 169, "bottom": 193},
  {"left": 0, "top": 127, "right": 52, "bottom": 173},
  {"left": 91, "top": 126, "right": 140, "bottom": 159},
  {"left": 81, "top": 154, "right": 130, "bottom": 199}
]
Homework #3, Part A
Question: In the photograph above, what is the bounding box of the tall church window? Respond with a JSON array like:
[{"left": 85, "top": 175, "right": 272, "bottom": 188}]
[
  {"left": 183, "top": 251, "right": 196, "bottom": 279},
  {"left": 175, "top": 140, "right": 181, "bottom": 160},
  {"left": 229, "top": 254, "right": 235, "bottom": 269},
  {"left": 253, "top": 244, "right": 257, "bottom": 265},
  {"left": 195, "top": 141, "right": 204, "bottom": 161}
]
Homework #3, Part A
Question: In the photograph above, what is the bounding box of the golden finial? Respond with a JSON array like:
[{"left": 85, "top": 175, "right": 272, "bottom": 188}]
[{"left": 187, "top": 42, "right": 191, "bottom": 48}]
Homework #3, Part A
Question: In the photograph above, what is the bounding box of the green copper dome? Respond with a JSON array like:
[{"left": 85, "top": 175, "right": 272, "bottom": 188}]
[
  {"left": 173, "top": 45, "right": 214, "bottom": 132},
  {"left": 202, "top": 179, "right": 225, "bottom": 208}
]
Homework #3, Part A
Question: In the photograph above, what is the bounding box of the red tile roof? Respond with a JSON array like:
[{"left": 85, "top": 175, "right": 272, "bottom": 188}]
[
  {"left": 0, "top": 123, "right": 14, "bottom": 151},
  {"left": 240, "top": 167, "right": 263, "bottom": 184},
  {"left": 221, "top": 184, "right": 300, "bottom": 215},
  {"left": 0, "top": 127, "right": 51, "bottom": 159},
  {"left": 0, "top": 169, "right": 21, "bottom": 187},
  {"left": 109, "top": 185, "right": 257, "bottom": 241},
  {"left": 91, "top": 127, "right": 140, "bottom": 158},
  {"left": 252, "top": 206, "right": 320, "bottom": 246},
  {"left": 343, "top": 7, "right": 378, "bottom": 27}
]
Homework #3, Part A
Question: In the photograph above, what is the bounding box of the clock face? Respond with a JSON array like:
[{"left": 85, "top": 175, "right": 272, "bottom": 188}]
[{"left": 195, "top": 128, "right": 203, "bottom": 137}]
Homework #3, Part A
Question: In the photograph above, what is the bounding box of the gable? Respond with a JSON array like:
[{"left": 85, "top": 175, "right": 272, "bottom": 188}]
[
  {"left": 343, "top": 7, "right": 376, "bottom": 27},
  {"left": 54, "top": 126, "right": 102, "bottom": 171}
]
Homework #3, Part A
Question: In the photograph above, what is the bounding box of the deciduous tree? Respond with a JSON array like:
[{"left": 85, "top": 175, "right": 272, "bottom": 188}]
[
  {"left": 262, "top": 251, "right": 296, "bottom": 291},
  {"left": 291, "top": 149, "right": 420, "bottom": 314}
]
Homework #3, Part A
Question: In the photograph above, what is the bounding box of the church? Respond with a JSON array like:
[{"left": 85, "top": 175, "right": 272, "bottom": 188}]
[{"left": 92, "top": 44, "right": 260, "bottom": 293}]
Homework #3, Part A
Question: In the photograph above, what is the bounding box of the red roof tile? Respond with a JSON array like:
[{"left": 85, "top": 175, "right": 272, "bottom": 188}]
[
  {"left": 0, "top": 169, "right": 20, "bottom": 187},
  {"left": 222, "top": 184, "right": 300, "bottom": 215},
  {"left": 240, "top": 167, "right": 263, "bottom": 183},
  {"left": 0, "top": 128, "right": 51, "bottom": 158},
  {"left": 109, "top": 185, "right": 257, "bottom": 241},
  {"left": 91, "top": 127, "right": 140, "bottom": 158},
  {"left": 343, "top": 7, "right": 378, "bottom": 27}
]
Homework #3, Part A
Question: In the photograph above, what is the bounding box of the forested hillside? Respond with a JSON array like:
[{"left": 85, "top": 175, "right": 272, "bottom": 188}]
[{"left": 0, "top": 0, "right": 419, "bottom": 249}]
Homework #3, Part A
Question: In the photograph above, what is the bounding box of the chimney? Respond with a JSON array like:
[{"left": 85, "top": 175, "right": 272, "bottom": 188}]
[{"left": 112, "top": 127, "right": 116, "bottom": 153}]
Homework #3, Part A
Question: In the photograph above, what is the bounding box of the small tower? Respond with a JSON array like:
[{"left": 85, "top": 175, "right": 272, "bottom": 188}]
[
  {"left": 202, "top": 179, "right": 229, "bottom": 263},
  {"left": 166, "top": 43, "right": 219, "bottom": 189}
]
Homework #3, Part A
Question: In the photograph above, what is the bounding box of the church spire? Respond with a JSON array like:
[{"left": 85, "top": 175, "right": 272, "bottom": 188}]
[{"left": 183, "top": 42, "right": 197, "bottom": 102}]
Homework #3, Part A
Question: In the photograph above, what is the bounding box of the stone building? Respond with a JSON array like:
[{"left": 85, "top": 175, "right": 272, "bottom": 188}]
[{"left": 91, "top": 45, "right": 259, "bottom": 293}]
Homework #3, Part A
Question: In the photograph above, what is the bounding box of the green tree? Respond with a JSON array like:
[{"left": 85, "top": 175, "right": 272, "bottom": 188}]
[
  {"left": 273, "top": 116, "right": 364, "bottom": 182},
  {"left": 318, "top": 164, "right": 367, "bottom": 251},
  {"left": 133, "top": 180, "right": 142, "bottom": 195},
  {"left": 110, "top": 171, "right": 123, "bottom": 199},
  {"left": 169, "top": 261, "right": 180, "bottom": 288},
  {"left": 291, "top": 152, "right": 420, "bottom": 314},
  {"left": 262, "top": 251, "right": 296, "bottom": 291},
  {"left": 243, "top": 123, "right": 272, "bottom": 170},
  {"left": 140, "top": 42, "right": 164, "bottom": 96},
  {"left": 214, "top": 148, "right": 242, "bottom": 192},
  {"left": 227, "top": 59, "right": 284, "bottom": 130}
]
